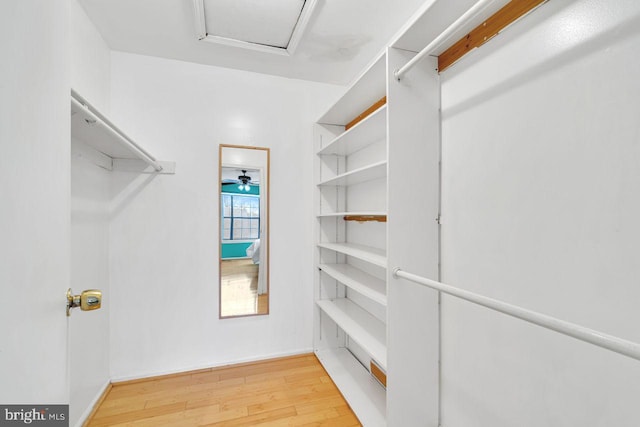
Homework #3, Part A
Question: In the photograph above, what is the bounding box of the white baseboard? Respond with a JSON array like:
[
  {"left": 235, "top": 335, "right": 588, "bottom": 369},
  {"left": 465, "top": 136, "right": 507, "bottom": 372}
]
[
  {"left": 75, "top": 379, "right": 111, "bottom": 427},
  {"left": 110, "top": 348, "right": 314, "bottom": 383}
]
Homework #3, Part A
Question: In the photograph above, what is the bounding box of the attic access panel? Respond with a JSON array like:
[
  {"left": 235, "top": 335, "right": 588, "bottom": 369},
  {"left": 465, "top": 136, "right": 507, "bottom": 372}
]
[{"left": 193, "top": 0, "right": 318, "bottom": 56}]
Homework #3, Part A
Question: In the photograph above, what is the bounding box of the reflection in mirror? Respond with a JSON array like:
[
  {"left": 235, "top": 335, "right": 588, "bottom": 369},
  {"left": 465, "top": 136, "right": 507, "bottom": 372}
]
[{"left": 219, "top": 145, "right": 269, "bottom": 318}]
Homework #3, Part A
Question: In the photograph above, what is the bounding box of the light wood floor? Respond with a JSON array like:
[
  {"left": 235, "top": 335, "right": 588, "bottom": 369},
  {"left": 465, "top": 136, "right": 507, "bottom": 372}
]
[
  {"left": 220, "top": 258, "right": 268, "bottom": 317},
  {"left": 86, "top": 354, "right": 361, "bottom": 427}
]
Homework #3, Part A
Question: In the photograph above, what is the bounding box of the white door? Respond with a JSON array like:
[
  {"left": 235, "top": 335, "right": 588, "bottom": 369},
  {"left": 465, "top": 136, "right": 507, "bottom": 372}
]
[{"left": 0, "top": 0, "right": 70, "bottom": 408}]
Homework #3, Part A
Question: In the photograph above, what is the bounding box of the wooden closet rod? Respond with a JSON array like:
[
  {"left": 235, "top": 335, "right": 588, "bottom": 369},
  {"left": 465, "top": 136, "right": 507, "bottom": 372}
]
[{"left": 343, "top": 215, "right": 387, "bottom": 223}]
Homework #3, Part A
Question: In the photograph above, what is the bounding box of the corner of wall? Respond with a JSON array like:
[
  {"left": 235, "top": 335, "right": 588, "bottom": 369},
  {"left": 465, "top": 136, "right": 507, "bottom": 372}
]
[{"left": 70, "top": 0, "right": 111, "bottom": 112}]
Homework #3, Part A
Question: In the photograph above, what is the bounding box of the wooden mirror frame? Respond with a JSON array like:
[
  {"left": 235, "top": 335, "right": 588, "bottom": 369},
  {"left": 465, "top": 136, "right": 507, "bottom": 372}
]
[{"left": 218, "top": 144, "right": 270, "bottom": 318}]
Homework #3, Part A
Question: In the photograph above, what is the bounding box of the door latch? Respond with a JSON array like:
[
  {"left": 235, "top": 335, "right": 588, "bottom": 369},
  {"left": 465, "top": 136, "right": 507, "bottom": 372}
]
[{"left": 66, "top": 288, "right": 102, "bottom": 316}]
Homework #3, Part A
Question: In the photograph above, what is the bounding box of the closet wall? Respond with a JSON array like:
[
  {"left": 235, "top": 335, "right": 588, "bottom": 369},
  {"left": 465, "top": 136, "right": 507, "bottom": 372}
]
[
  {"left": 440, "top": 0, "right": 640, "bottom": 425},
  {"left": 69, "top": 2, "right": 111, "bottom": 426},
  {"left": 70, "top": 0, "right": 110, "bottom": 112},
  {"left": 108, "top": 52, "right": 342, "bottom": 379}
]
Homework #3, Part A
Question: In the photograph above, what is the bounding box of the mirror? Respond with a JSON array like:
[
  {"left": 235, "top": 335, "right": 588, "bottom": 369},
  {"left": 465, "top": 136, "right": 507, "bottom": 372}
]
[{"left": 219, "top": 144, "right": 269, "bottom": 318}]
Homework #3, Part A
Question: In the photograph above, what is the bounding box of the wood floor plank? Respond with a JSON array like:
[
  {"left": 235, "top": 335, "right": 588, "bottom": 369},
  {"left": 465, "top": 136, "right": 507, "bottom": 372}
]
[
  {"left": 218, "top": 359, "right": 319, "bottom": 382},
  {"left": 319, "top": 413, "right": 362, "bottom": 426},
  {"left": 246, "top": 388, "right": 340, "bottom": 418},
  {"left": 220, "top": 390, "right": 287, "bottom": 411},
  {"left": 90, "top": 402, "right": 187, "bottom": 426},
  {"left": 185, "top": 395, "right": 220, "bottom": 410},
  {"left": 107, "top": 376, "right": 246, "bottom": 405},
  {"left": 183, "top": 405, "right": 249, "bottom": 425},
  {"left": 93, "top": 397, "right": 146, "bottom": 414},
  {"left": 109, "top": 411, "right": 188, "bottom": 427},
  {"left": 335, "top": 404, "right": 356, "bottom": 416},
  {"left": 85, "top": 353, "right": 362, "bottom": 427},
  {"left": 189, "top": 371, "right": 221, "bottom": 384},
  {"left": 210, "top": 406, "right": 298, "bottom": 427},
  {"left": 295, "top": 396, "right": 350, "bottom": 415},
  {"left": 281, "top": 409, "right": 340, "bottom": 426}
]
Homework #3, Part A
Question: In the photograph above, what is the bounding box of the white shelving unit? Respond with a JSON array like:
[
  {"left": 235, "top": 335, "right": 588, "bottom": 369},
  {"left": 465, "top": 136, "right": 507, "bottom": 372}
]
[
  {"left": 318, "top": 264, "right": 387, "bottom": 306},
  {"left": 311, "top": 1, "right": 502, "bottom": 424},
  {"left": 316, "top": 299, "right": 387, "bottom": 368},
  {"left": 315, "top": 348, "right": 386, "bottom": 426},
  {"left": 317, "top": 53, "right": 387, "bottom": 126},
  {"left": 70, "top": 89, "right": 175, "bottom": 174},
  {"left": 317, "top": 161, "right": 387, "bottom": 187},
  {"left": 317, "top": 105, "right": 387, "bottom": 157},
  {"left": 313, "top": 36, "right": 441, "bottom": 427},
  {"left": 317, "top": 242, "right": 386, "bottom": 268},
  {"left": 313, "top": 50, "right": 389, "bottom": 426},
  {"left": 317, "top": 211, "right": 387, "bottom": 218}
]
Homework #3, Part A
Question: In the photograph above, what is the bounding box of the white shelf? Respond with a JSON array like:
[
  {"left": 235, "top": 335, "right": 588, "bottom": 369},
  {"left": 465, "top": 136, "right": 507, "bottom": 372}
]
[
  {"left": 317, "top": 52, "right": 387, "bottom": 126},
  {"left": 391, "top": 0, "right": 510, "bottom": 53},
  {"left": 319, "top": 264, "right": 387, "bottom": 306},
  {"left": 313, "top": 46, "right": 389, "bottom": 425},
  {"left": 318, "top": 242, "right": 387, "bottom": 268},
  {"left": 70, "top": 90, "right": 175, "bottom": 174},
  {"left": 318, "top": 161, "right": 387, "bottom": 187},
  {"left": 316, "top": 299, "right": 387, "bottom": 369},
  {"left": 317, "top": 211, "right": 387, "bottom": 218},
  {"left": 317, "top": 105, "right": 387, "bottom": 156},
  {"left": 315, "top": 348, "right": 386, "bottom": 427}
]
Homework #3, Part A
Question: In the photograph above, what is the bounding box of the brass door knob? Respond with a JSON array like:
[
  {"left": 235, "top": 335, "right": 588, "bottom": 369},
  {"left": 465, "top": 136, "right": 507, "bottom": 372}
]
[{"left": 66, "top": 288, "right": 102, "bottom": 316}]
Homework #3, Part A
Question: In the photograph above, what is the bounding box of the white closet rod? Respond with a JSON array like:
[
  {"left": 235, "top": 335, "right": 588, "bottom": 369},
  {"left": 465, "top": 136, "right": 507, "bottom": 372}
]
[
  {"left": 393, "top": 268, "right": 640, "bottom": 362},
  {"left": 394, "top": 0, "right": 495, "bottom": 80},
  {"left": 71, "top": 90, "right": 163, "bottom": 172}
]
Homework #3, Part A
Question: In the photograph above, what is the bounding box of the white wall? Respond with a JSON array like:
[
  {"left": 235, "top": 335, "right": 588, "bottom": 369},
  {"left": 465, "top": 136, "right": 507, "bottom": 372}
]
[
  {"left": 440, "top": 0, "right": 640, "bottom": 425},
  {"left": 108, "top": 52, "right": 343, "bottom": 379},
  {"left": 69, "top": 1, "right": 111, "bottom": 424},
  {"left": 70, "top": 0, "right": 110, "bottom": 112},
  {"left": 0, "top": 0, "right": 70, "bottom": 403}
]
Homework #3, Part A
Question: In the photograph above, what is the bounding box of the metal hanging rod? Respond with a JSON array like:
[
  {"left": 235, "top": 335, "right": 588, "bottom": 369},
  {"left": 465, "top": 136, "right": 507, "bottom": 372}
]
[
  {"left": 394, "top": 0, "right": 495, "bottom": 80},
  {"left": 71, "top": 90, "right": 163, "bottom": 172},
  {"left": 393, "top": 268, "right": 640, "bottom": 362}
]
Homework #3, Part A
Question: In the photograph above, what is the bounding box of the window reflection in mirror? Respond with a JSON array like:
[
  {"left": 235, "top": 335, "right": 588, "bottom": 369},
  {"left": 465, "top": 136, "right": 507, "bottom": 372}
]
[{"left": 219, "top": 145, "right": 269, "bottom": 318}]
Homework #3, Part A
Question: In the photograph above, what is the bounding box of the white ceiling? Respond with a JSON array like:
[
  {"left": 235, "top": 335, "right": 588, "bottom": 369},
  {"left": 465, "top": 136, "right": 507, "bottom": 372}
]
[{"left": 78, "top": 0, "right": 430, "bottom": 85}]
